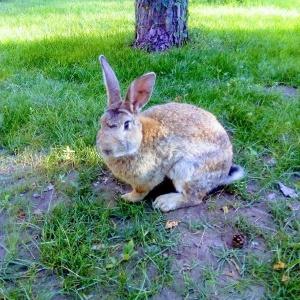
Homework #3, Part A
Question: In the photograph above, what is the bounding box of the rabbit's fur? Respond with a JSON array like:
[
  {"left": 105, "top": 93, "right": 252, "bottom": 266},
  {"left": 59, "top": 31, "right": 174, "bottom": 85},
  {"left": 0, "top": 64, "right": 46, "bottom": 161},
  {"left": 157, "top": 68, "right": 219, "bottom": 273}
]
[{"left": 96, "top": 55, "right": 244, "bottom": 212}]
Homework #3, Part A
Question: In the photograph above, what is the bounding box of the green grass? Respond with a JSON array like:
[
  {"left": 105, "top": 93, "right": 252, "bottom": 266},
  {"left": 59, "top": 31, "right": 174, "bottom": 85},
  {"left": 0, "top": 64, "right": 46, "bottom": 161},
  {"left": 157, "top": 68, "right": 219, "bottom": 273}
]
[
  {"left": 1, "top": 0, "right": 300, "bottom": 299},
  {"left": 40, "top": 199, "right": 174, "bottom": 298}
]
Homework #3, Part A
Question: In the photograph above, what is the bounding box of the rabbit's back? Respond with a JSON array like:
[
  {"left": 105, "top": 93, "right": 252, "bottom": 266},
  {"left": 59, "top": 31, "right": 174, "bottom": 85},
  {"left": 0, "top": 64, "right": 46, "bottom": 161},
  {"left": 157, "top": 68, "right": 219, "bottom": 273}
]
[{"left": 141, "top": 102, "right": 230, "bottom": 147}]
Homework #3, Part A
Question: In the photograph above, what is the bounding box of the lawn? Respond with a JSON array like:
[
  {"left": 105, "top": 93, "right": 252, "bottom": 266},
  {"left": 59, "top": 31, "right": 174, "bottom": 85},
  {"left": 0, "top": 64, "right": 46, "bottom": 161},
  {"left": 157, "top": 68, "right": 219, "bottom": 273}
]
[{"left": 0, "top": 0, "right": 299, "bottom": 299}]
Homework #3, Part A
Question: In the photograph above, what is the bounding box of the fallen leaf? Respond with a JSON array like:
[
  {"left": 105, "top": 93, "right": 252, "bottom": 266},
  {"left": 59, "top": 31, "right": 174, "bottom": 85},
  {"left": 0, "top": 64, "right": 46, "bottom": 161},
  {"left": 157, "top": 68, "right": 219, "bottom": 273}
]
[
  {"left": 273, "top": 261, "right": 285, "bottom": 270},
  {"left": 282, "top": 274, "right": 290, "bottom": 283},
  {"left": 165, "top": 220, "right": 180, "bottom": 229},
  {"left": 230, "top": 258, "right": 241, "bottom": 273},
  {"left": 44, "top": 184, "right": 54, "bottom": 192},
  {"left": 17, "top": 212, "right": 26, "bottom": 220},
  {"left": 222, "top": 205, "right": 229, "bottom": 213},
  {"left": 226, "top": 270, "right": 236, "bottom": 277},
  {"left": 63, "top": 146, "right": 75, "bottom": 154},
  {"left": 174, "top": 96, "right": 182, "bottom": 101},
  {"left": 181, "top": 264, "right": 194, "bottom": 272},
  {"left": 279, "top": 182, "right": 298, "bottom": 198},
  {"left": 62, "top": 146, "right": 75, "bottom": 160}
]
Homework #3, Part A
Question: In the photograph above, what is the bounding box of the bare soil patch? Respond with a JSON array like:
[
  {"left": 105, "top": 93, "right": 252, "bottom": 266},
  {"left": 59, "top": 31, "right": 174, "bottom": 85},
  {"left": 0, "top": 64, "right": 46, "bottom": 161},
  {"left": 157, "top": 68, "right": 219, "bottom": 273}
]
[{"left": 264, "top": 83, "right": 298, "bottom": 97}]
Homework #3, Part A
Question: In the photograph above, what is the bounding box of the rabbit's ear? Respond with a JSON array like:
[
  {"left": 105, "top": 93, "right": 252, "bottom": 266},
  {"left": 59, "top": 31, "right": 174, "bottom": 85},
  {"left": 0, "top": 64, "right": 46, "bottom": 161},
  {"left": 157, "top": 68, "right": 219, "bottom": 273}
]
[
  {"left": 99, "top": 55, "right": 122, "bottom": 107},
  {"left": 124, "top": 72, "right": 156, "bottom": 113}
]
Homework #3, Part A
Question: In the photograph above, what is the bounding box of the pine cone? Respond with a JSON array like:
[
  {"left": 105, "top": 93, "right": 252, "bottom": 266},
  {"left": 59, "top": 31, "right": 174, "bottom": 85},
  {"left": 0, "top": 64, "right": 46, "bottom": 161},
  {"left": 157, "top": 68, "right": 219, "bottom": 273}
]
[{"left": 232, "top": 234, "right": 246, "bottom": 248}]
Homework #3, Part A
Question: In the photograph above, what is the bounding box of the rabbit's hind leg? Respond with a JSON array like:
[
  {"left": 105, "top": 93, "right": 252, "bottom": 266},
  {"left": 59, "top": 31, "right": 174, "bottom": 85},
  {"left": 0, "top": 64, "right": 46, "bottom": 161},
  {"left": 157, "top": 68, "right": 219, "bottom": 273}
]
[
  {"left": 153, "top": 190, "right": 204, "bottom": 212},
  {"left": 153, "top": 158, "right": 207, "bottom": 212}
]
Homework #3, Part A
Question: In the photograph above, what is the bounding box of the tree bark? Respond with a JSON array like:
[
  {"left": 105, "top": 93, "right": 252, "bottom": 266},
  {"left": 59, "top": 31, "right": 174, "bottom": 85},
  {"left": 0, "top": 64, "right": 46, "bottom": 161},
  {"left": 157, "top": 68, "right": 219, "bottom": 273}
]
[{"left": 134, "top": 0, "right": 189, "bottom": 52}]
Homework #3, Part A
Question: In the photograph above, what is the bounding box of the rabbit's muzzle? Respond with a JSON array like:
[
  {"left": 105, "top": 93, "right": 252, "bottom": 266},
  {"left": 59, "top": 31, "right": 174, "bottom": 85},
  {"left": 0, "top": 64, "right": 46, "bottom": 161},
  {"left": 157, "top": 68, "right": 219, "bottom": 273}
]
[
  {"left": 97, "top": 138, "right": 116, "bottom": 158},
  {"left": 102, "top": 149, "right": 113, "bottom": 157},
  {"left": 97, "top": 133, "right": 133, "bottom": 158}
]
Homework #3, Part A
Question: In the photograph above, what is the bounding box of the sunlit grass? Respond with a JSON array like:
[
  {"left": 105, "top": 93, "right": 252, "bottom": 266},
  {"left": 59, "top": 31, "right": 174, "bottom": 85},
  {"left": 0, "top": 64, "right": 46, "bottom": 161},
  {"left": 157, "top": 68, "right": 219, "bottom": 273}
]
[{"left": 0, "top": 0, "right": 134, "bottom": 42}]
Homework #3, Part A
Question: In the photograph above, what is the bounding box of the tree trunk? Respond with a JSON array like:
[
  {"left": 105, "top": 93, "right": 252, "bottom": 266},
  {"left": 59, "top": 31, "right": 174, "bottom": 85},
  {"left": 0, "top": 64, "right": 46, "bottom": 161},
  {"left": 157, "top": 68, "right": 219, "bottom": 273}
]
[{"left": 134, "top": 0, "right": 188, "bottom": 52}]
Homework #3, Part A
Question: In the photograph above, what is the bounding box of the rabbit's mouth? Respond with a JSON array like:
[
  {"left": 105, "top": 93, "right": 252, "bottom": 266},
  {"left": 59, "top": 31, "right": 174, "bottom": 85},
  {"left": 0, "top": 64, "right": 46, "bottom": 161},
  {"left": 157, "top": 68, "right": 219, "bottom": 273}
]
[
  {"left": 99, "top": 146, "right": 117, "bottom": 158},
  {"left": 100, "top": 143, "right": 138, "bottom": 159},
  {"left": 102, "top": 149, "right": 114, "bottom": 157}
]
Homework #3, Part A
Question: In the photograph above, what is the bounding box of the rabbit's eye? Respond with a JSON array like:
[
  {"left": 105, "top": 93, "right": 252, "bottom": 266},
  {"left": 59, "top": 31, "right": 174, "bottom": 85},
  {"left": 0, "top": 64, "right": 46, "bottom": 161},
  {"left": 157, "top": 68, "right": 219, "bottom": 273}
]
[{"left": 124, "top": 120, "right": 131, "bottom": 130}]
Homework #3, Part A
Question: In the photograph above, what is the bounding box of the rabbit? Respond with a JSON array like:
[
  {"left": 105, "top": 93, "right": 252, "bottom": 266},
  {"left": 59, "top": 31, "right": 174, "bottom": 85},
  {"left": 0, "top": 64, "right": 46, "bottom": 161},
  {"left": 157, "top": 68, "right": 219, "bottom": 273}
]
[{"left": 96, "top": 55, "right": 244, "bottom": 212}]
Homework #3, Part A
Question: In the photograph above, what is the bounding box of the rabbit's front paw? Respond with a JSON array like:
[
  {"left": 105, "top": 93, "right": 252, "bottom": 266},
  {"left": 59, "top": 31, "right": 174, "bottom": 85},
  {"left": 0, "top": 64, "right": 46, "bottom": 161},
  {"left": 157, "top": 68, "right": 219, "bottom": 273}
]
[{"left": 121, "top": 191, "right": 147, "bottom": 203}]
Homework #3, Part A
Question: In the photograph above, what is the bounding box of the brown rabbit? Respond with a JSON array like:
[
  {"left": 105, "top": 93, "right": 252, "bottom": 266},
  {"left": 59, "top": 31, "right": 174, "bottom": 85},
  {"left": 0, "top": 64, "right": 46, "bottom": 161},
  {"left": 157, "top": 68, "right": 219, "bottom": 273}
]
[{"left": 96, "top": 55, "right": 244, "bottom": 212}]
